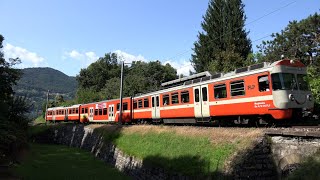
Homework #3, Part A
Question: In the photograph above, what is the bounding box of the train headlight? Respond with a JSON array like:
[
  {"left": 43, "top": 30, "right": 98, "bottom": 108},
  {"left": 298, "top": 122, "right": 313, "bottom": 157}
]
[
  {"left": 307, "top": 94, "right": 313, "bottom": 101},
  {"left": 289, "top": 94, "right": 295, "bottom": 101}
]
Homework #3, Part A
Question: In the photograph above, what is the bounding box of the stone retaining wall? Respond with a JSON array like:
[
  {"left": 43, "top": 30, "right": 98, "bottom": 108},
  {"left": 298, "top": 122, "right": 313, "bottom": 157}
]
[{"left": 32, "top": 124, "right": 320, "bottom": 179}]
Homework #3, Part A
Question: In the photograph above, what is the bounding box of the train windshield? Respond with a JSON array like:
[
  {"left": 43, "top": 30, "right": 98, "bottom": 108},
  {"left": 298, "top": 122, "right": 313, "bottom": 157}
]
[
  {"left": 297, "top": 74, "right": 309, "bottom": 90},
  {"left": 271, "top": 73, "right": 309, "bottom": 91}
]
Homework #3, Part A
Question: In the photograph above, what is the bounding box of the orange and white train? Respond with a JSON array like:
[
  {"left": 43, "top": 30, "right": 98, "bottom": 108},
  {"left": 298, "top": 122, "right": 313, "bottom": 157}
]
[{"left": 46, "top": 59, "right": 314, "bottom": 125}]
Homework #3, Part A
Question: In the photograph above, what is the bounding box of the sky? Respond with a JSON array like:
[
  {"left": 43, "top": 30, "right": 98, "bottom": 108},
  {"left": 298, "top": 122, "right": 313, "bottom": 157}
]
[{"left": 0, "top": 0, "right": 319, "bottom": 76}]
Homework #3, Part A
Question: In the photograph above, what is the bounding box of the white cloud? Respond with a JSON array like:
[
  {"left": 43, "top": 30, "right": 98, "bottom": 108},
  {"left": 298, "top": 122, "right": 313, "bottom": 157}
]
[
  {"left": 66, "top": 50, "right": 98, "bottom": 67},
  {"left": 163, "top": 59, "right": 194, "bottom": 76},
  {"left": 69, "top": 50, "right": 83, "bottom": 60},
  {"left": 85, "top": 51, "right": 98, "bottom": 63},
  {"left": 65, "top": 49, "right": 193, "bottom": 76},
  {"left": 113, "top": 50, "right": 146, "bottom": 63},
  {"left": 4, "top": 43, "right": 45, "bottom": 67}
]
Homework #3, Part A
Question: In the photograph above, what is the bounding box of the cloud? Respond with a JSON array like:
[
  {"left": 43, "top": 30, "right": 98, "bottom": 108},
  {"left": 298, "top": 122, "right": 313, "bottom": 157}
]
[
  {"left": 163, "top": 59, "right": 194, "bottom": 76},
  {"left": 65, "top": 49, "right": 193, "bottom": 76},
  {"left": 4, "top": 43, "right": 45, "bottom": 67},
  {"left": 66, "top": 50, "right": 98, "bottom": 67},
  {"left": 113, "top": 50, "right": 146, "bottom": 63}
]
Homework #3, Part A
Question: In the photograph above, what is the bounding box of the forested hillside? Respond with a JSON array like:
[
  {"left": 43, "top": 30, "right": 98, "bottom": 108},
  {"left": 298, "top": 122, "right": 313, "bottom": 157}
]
[{"left": 14, "top": 67, "right": 77, "bottom": 117}]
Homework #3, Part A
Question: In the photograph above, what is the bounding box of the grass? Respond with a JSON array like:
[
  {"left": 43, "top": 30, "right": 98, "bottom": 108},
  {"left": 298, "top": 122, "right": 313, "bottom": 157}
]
[
  {"left": 28, "top": 125, "right": 51, "bottom": 138},
  {"left": 96, "top": 125, "right": 263, "bottom": 176},
  {"left": 288, "top": 150, "right": 320, "bottom": 180},
  {"left": 33, "top": 116, "right": 46, "bottom": 124},
  {"left": 12, "top": 143, "right": 130, "bottom": 180}
]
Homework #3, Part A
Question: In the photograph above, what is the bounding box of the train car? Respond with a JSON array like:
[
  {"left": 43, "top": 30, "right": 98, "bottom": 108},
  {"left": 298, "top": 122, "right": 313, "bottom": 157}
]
[
  {"left": 46, "top": 106, "right": 67, "bottom": 122},
  {"left": 79, "top": 97, "right": 132, "bottom": 123},
  {"left": 65, "top": 104, "right": 81, "bottom": 121},
  {"left": 45, "top": 59, "right": 314, "bottom": 125},
  {"left": 130, "top": 59, "right": 314, "bottom": 124}
]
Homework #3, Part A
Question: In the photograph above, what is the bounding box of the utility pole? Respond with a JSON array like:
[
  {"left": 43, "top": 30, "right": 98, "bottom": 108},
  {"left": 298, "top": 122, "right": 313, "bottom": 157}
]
[
  {"left": 45, "top": 90, "right": 49, "bottom": 125},
  {"left": 119, "top": 61, "right": 124, "bottom": 125}
]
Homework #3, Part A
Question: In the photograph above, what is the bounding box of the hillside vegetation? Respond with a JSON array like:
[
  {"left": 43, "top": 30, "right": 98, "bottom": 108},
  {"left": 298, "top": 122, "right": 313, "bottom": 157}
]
[{"left": 14, "top": 67, "right": 77, "bottom": 117}]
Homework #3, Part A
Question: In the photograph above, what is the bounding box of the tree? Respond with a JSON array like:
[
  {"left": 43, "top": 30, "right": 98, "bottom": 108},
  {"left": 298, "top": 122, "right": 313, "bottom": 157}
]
[
  {"left": 0, "top": 35, "right": 22, "bottom": 120},
  {"left": 0, "top": 34, "right": 30, "bottom": 163},
  {"left": 191, "top": 0, "right": 252, "bottom": 73},
  {"left": 257, "top": 13, "right": 320, "bottom": 65},
  {"left": 76, "top": 56, "right": 177, "bottom": 103},
  {"left": 76, "top": 52, "right": 120, "bottom": 91}
]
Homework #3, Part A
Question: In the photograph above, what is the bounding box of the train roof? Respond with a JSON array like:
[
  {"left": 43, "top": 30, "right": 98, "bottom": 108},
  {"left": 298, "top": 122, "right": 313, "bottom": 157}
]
[{"left": 80, "top": 96, "right": 132, "bottom": 106}]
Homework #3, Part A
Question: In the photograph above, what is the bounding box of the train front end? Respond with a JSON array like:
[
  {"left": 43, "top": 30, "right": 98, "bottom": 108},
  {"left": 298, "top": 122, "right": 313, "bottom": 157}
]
[{"left": 270, "top": 59, "right": 314, "bottom": 120}]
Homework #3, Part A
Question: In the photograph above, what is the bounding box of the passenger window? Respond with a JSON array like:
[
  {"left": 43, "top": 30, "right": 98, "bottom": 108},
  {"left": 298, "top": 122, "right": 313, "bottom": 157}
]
[
  {"left": 171, "top": 93, "right": 179, "bottom": 104},
  {"left": 95, "top": 109, "right": 98, "bottom": 116},
  {"left": 123, "top": 103, "right": 128, "bottom": 110},
  {"left": 117, "top": 103, "right": 120, "bottom": 111},
  {"left": 85, "top": 108, "right": 88, "bottom": 113},
  {"left": 258, "top": 75, "right": 270, "bottom": 92},
  {"left": 76, "top": 109, "right": 78, "bottom": 114},
  {"left": 163, "top": 94, "right": 169, "bottom": 106},
  {"left": 214, "top": 84, "right": 227, "bottom": 99},
  {"left": 144, "top": 98, "right": 149, "bottom": 108},
  {"left": 230, "top": 80, "right": 245, "bottom": 96},
  {"left": 99, "top": 109, "right": 102, "bottom": 115},
  {"left": 133, "top": 101, "right": 137, "bottom": 109},
  {"left": 103, "top": 108, "right": 107, "bottom": 115},
  {"left": 138, "top": 100, "right": 143, "bottom": 108},
  {"left": 181, "top": 91, "right": 189, "bottom": 103}
]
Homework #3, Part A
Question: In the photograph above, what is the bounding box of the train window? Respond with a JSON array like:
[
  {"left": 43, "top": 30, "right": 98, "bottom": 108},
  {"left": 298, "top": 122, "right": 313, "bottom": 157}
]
[
  {"left": 214, "top": 84, "right": 227, "bottom": 99},
  {"left": 123, "top": 103, "right": 128, "bottom": 110},
  {"left": 99, "top": 109, "right": 102, "bottom": 115},
  {"left": 195, "top": 89, "right": 200, "bottom": 102},
  {"left": 76, "top": 109, "right": 78, "bottom": 114},
  {"left": 85, "top": 108, "right": 88, "bottom": 113},
  {"left": 95, "top": 109, "right": 98, "bottom": 116},
  {"left": 231, "top": 80, "right": 245, "bottom": 96},
  {"left": 117, "top": 103, "right": 120, "bottom": 111},
  {"left": 202, "top": 87, "right": 208, "bottom": 101},
  {"left": 138, "top": 100, "right": 143, "bottom": 108},
  {"left": 171, "top": 93, "right": 179, "bottom": 104},
  {"left": 144, "top": 98, "right": 149, "bottom": 108},
  {"left": 81, "top": 108, "right": 84, "bottom": 114},
  {"left": 152, "top": 97, "right": 155, "bottom": 107},
  {"left": 163, "top": 94, "right": 169, "bottom": 106},
  {"left": 258, "top": 75, "right": 270, "bottom": 92},
  {"left": 69, "top": 109, "right": 72, "bottom": 114},
  {"left": 103, "top": 108, "right": 107, "bottom": 115},
  {"left": 297, "top": 74, "right": 309, "bottom": 90},
  {"left": 133, "top": 101, "right": 137, "bottom": 109},
  {"left": 156, "top": 96, "right": 159, "bottom": 107},
  {"left": 181, "top": 91, "right": 189, "bottom": 103}
]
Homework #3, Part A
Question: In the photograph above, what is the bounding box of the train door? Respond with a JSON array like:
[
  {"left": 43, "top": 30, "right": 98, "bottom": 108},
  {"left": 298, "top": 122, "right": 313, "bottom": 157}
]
[
  {"left": 52, "top": 109, "right": 56, "bottom": 121},
  {"left": 193, "top": 85, "right": 210, "bottom": 118},
  {"left": 65, "top": 109, "right": 68, "bottom": 121},
  {"left": 151, "top": 95, "right": 160, "bottom": 119},
  {"left": 88, "top": 107, "right": 94, "bottom": 121},
  {"left": 108, "top": 104, "right": 115, "bottom": 121}
]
